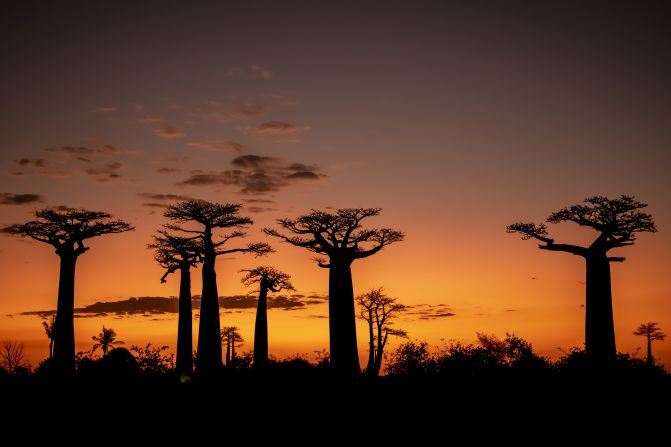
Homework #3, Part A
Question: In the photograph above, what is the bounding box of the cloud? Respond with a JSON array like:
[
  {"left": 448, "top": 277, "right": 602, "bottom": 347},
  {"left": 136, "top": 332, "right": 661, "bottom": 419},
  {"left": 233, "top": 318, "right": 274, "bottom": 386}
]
[
  {"left": 94, "top": 106, "right": 119, "bottom": 113},
  {"left": 137, "top": 192, "right": 194, "bottom": 207},
  {"left": 139, "top": 114, "right": 163, "bottom": 124},
  {"left": 176, "top": 154, "right": 327, "bottom": 195},
  {"left": 225, "top": 65, "right": 274, "bottom": 79},
  {"left": 46, "top": 146, "right": 94, "bottom": 154},
  {"left": 0, "top": 193, "right": 45, "bottom": 205},
  {"left": 204, "top": 95, "right": 296, "bottom": 123},
  {"left": 248, "top": 121, "right": 301, "bottom": 135},
  {"left": 45, "top": 145, "right": 137, "bottom": 156},
  {"left": 155, "top": 126, "right": 186, "bottom": 139},
  {"left": 84, "top": 162, "right": 124, "bottom": 182},
  {"left": 187, "top": 140, "right": 244, "bottom": 152},
  {"left": 405, "top": 304, "right": 456, "bottom": 320},
  {"left": 20, "top": 293, "right": 327, "bottom": 317},
  {"left": 14, "top": 158, "right": 47, "bottom": 168},
  {"left": 76, "top": 157, "right": 92, "bottom": 163},
  {"left": 228, "top": 101, "right": 272, "bottom": 119},
  {"left": 156, "top": 167, "right": 181, "bottom": 174}
]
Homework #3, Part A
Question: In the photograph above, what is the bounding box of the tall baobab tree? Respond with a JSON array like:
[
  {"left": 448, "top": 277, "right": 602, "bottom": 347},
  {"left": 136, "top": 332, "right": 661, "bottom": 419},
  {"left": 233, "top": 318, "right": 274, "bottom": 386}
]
[
  {"left": 42, "top": 315, "right": 56, "bottom": 359},
  {"left": 265, "top": 208, "right": 404, "bottom": 375},
  {"left": 220, "top": 326, "right": 244, "bottom": 367},
  {"left": 507, "top": 195, "right": 656, "bottom": 365},
  {"left": 149, "top": 230, "right": 202, "bottom": 383},
  {"left": 240, "top": 266, "right": 295, "bottom": 368},
  {"left": 356, "top": 288, "right": 407, "bottom": 377},
  {"left": 91, "top": 326, "right": 124, "bottom": 356},
  {"left": 2, "top": 208, "right": 133, "bottom": 374},
  {"left": 633, "top": 322, "right": 666, "bottom": 366},
  {"left": 164, "top": 200, "right": 272, "bottom": 375}
]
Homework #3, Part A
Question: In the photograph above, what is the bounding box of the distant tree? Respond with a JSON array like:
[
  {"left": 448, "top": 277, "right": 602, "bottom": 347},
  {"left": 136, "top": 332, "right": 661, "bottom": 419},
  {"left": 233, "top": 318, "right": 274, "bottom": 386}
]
[
  {"left": 265, "top": 208, "right": 403, "bottom": 375},
  {"left": 385, "top": 340, "right": 433, "bottom": 376},
  {"left": 507, "top": 195, "right": 656, "bottom": 366},
  {"left": 42, "top": 315, "right": 56, "bottom": 359},
  {"left": 131, "top": 343, "right": 175, "bottom": 374},
  {"left": 91, "top": 326, "right": 124, "bottom": 356},
  {"left": 2, "top": 208, "right": 133, "bottom": 374},
  {"left": 356, "top": 288, "right": 407, "bottom": 377},
  {"left": 165, "top": 200, "right": 272, "bottom": 376},
  {"left": 240, "top": 266, "right": 295, "bottom": 368},
  {"left": 149, "top": 230, "right": 201, "bottom": 383},
  {"left": 0, "top": 340, "right": 29, "bottom": 373},
  {"left": 220, "top": 326, "right": 244, "bottom": 367},
  {"left": 633, "top": 322, "right": 666, "bottom": 366}
]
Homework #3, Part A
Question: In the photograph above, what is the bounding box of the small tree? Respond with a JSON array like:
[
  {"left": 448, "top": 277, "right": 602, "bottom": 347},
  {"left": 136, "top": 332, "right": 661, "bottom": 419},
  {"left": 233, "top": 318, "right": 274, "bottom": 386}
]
[
  {"left": 2, "top": 208, "right": 133, "bottom": 374},
  {"left": 507, "top": 195, "right": 656, "bottom": 365},
  {"left": 165, "top": 200, "right": 272, "bottom": 375},
  {"left": 0, "top": 340, "right": 30, "bottom": 373},
  {"left": 220, "top": 326, "right": 244, "bottom": 367},
  {"left": 356, "top": 288, "right": 407, "bottom": 377},
  {"left": 265, "top": 208, "right": 403, "bottom": 375},
  {"left": 149, "top": 230, "right": 201, "bottom": 383},
  {"left": 240, "top": 266, "right": 295, "bottom": 368},
  {"left": 633, "top": 322, "right": 666, "bottom": 366},
  {"left": 42, "top": 315, "right": 56, "bottom": 359},
  {"left": 91, "top": 326, "right": 123, "bottom": 356}
]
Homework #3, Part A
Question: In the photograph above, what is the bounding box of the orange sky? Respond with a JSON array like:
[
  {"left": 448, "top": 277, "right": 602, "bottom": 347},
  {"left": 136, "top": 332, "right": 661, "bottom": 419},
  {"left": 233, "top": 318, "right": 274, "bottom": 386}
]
[{"left": 1, "top": 2, "right": 670, "bottom": 369}]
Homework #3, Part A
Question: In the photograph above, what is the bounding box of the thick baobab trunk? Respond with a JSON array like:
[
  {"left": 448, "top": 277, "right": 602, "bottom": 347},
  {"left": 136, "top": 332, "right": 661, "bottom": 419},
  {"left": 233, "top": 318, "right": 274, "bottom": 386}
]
[
  {"left": 584, "top": 253, "right": 617, "bottom": 365},
  {"left": 53, "top": 254, "right": 77, "bottom": 374},
  {"left": 646, "top": 334, "right": 653, "bottom": 366},
  {"left": 196, "top": 235, "right": 223, "bottom": 376},
  {"left": 254, "top": 284, "right": 269, "bottom": 368},
  {"left": 328, "top": 258, "right": 360, "bottom": 375},
  {"left": 176, "top": 265, "right": 193, "bottom": 383}
]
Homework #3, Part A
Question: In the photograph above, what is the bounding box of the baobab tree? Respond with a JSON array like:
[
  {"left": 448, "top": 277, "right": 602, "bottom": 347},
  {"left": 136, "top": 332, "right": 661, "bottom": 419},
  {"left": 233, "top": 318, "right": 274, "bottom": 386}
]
[
  {"left": 149, "top": 230, "right": 202, "bottom": 383},
  {"left": 356, "top": 287, "right": 407, "bottom": 377},
  {"left": 507, "top": 195, "right": 656, "bottom": 365},
  {"left": 265, "top": 208, "right": 404, "bottom": 375},
  {"left": 2, "top": 208, "right": 133, "bottom": 374},
  {"left": 91, "top": 326, "right": 124, "bottom": 356},
  {"left": 164, "top": 200, "right": 272, "bottom": 375},
  {"left": 42, "top": 315, "right": 56, "bottom": 359},
  {"left": 220, "top": 326, "right": 244, "bottom": 367},
  {"left": 633, "top": 322, "right": 666, "bottom": 366},
  {"left": 240, "top": 266, "right": 295, "bottom": 368}
]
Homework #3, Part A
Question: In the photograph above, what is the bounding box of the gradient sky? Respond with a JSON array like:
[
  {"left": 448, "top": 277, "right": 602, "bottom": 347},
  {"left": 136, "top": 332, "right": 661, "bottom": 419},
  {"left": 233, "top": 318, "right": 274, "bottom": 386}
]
[{"left": 1, "top": 1, "right": 670, "bottom": 369}]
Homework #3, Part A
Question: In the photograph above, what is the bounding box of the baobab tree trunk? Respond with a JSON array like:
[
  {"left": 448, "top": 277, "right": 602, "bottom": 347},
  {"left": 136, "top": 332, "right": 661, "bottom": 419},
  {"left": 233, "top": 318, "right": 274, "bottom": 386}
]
[
  {"left": 254, "top": 284, "right": 269, "bottom": 368},
  {"left": 328, "top": 258, "right": 360, "bottom": 376},
  {"left": 225, "top": 334, "right": 231, "bottom": 366},
  {"left": 584, "top": 253, "right": 617, "bottom": 365},
  {"left": 196, "top": 234, "right": 223, "bottom": 376},
  {"left": 372, "top": 329, "right": 387, "bottom": 376},
  {"left": 646, "top": 334, "right": 653, "bottom": 366},
  {"left": 176, "top": 265, "right": 193, "bottom": 383},
  {"left": 49, "top": 339, "right": 53, "bottom": 359},
  {"left": 365, "top": 310, "right": 375, "bottom": 376},
  {"left": 53, "top": 254, "right": 77, "bottom": 375}
]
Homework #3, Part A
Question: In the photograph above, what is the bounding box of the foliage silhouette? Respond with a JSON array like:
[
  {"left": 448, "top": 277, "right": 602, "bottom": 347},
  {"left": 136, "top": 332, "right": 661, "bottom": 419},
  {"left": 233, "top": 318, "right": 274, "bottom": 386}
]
[
  {"left": 165, "top": 200, "right": 272, "bottom": 376},
  {"left": 0, "top": 340, "right": 30, "bottom": 374},
  {"left": 149, "top": 230, "right": 201, "bottom": 382},
  {"left": 42, "top": 315, "right": 56, "bottom": 359},
  {"left": 2, "top": 207, "right": 132, "bottom": 374},
  {"left": 634, "top": 322, "right": 666, "bottom": 366},
  {"left": 240, "top": 266, "right": 295, "bottom": 368},
  {"left": 507, "top": 195, "right": 656, "bottom": 366},
  {"left": 356, "top": 287, "right": 407, "bottom": 377},
  {"left": 130, "top": 343, "right": 175, "bottom": 375},
  {"left": 265, "top": 208, "right": 403, "bottom": 375},
  {"left": 91, "top": 326, "right": 124, "bottom": 355}
]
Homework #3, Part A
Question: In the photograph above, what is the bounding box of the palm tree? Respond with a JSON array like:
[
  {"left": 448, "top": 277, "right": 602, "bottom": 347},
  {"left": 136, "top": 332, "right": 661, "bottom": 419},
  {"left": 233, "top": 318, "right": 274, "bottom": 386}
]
[
  {"left": 633, "top": 322, "right": 666, "bottom": 366},
  {"left": 91, "top": 326, "right": 124, "bottom": 356},
  {"left": 42, "top": 315, "right": 56, "bottom": 359}
]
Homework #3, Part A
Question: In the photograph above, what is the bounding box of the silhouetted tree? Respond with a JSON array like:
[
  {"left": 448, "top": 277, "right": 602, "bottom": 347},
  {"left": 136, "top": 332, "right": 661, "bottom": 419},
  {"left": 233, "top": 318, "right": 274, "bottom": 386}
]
[
  {"left": 356, "top": 288, "right": 407, "bottom": 377},
  {"left": 2, "top": 208, "right": 133, "bottom": 374},
  {"left": 240, "top": 266, "right": 295, "bottom": 368},
  {"left": 633, "top": 322, "right": 666, "bottom": 366},
  {"left": 221, "top": 326, "right": 244, "bottom": 367},
  {"left": 386, "top": 340, "right": 433, "bottom": 376},
  {"left": 42, "top": 315, "right": 56, "bottom": 359},
  {"left": 507, "top": 195, "right": 656, "bottom": 366},
  {"left": 165, "top": 200, "right": 272, "bottom": 375},
  {"left": 265, "top": 208, "right": 404, "bottom": 375},
  {"left": 149, "top": 230, "right": 201, "bottom": 383},
  {"left": 0, "top": 340, "right": 29, "bottom": 373},
  {"left": 91, "top": 326, "right": 123, "bottom": 356}
]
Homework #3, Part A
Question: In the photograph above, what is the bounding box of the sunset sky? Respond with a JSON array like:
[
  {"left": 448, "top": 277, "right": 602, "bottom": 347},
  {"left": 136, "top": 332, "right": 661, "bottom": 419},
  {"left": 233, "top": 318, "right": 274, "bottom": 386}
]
[{"left": 1, "top": 1, "right": 670, "bottom": 369}]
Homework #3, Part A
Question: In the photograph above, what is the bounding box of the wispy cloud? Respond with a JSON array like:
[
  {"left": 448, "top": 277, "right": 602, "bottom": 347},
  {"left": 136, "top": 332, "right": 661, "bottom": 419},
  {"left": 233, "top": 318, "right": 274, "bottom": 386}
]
[
  {"left": 225, "top": 64, "right": 274, "bottom": 79},
  {"left": 14, "top": 158, "right": 47, "bottom": 168},
  {"left": 204, "top": 95, "right": 297, "bottom": 123},
  {"left": 45, "top": 145, "right": 137, "bottom": 156},
  {"left": 46, "top": 146, "right": 94, "bottom": 154},
  {"left": 139, "top": 114, "right": 163, "bottom": 124},
  {"left": 155, "top": 126, "right": 186, "bottom": 139},
  {"left": 177, "top": 154, "right": 327, "bottom": 195},
  {"left": 84, "top": 162, "right": 124, "bottom": 182},
  {"left": 187, "top": 140, "right": 244, "bottom": 153},
  {"left": 156, "top": 167, "right": 181, "bottom": 175},
  {"left": 137, "top": 192, "right": 194, "bottom": 208},
  {"left": 405, "top": 304, "right": 456, "bottom": 320},
  {"left": 0, "top": 193, "right": 44, "bottom": 205},
  {"left": 94, "top": 106, "right": 120, "bottom": 113}
]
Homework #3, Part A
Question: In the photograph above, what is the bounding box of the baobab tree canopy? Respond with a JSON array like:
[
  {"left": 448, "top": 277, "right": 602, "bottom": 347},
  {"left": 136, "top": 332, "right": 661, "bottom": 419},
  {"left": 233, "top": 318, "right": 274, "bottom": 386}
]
[
  {"left": 241, "top": 266, "right": 295, "bottom": 292},
  {"left": 149, "top": 230, "right": 202, "bottom": 283}
]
